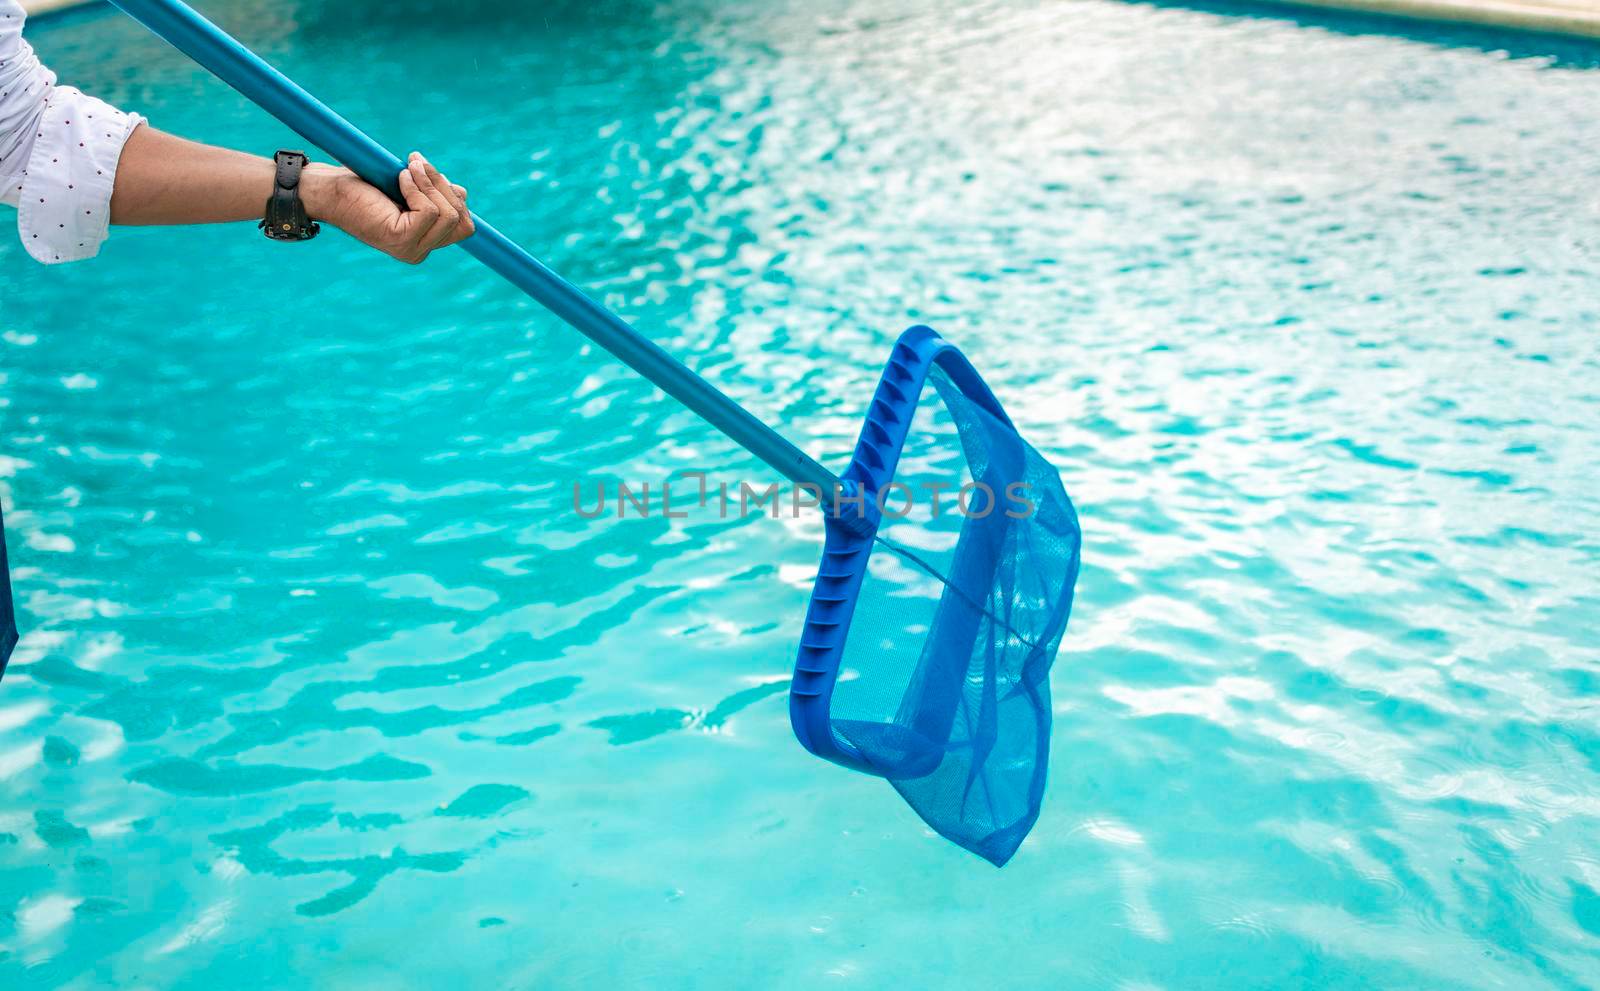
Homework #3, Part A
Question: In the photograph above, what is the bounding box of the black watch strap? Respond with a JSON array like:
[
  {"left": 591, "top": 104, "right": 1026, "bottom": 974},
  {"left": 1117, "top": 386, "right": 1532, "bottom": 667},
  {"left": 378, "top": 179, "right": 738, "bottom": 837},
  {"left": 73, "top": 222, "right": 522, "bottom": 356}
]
[{"left": 261, "top": 150, "right": 321, "bottom": 242}]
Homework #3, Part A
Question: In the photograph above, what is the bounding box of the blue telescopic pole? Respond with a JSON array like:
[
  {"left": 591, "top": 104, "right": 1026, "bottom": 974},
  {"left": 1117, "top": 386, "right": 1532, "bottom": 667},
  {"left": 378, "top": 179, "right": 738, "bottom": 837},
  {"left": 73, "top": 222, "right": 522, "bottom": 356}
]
[{"left": 107, "top": 0, "right": 848, "bottom": 508}]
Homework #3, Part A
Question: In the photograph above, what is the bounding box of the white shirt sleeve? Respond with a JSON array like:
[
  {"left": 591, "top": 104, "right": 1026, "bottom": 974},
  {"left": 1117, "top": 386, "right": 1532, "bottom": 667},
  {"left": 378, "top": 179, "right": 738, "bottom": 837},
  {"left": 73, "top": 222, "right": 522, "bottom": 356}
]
[{"left": 0, "top": 1, "right": 144, "bottom": 265}]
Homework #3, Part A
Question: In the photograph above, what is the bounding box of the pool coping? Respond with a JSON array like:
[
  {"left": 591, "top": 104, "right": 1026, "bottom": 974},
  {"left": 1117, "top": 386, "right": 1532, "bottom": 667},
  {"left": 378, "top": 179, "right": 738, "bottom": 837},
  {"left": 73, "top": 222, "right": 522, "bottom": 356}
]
[
  {"left": 19, "top": 0, "right": 1600, "bottom": 40},
  {"left": 22, "top": 0, "right": 98, "bottom": 15},
  {"left": 1263, "top": 0, "right": 1600, "bottom": 38}
]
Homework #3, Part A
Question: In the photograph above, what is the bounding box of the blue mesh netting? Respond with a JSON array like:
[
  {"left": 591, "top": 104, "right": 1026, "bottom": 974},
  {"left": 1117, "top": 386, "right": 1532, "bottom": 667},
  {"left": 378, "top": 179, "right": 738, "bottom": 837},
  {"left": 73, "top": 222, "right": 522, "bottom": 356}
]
[{"left": 827, "top": 366, "right": 1080, "bottom": 865}]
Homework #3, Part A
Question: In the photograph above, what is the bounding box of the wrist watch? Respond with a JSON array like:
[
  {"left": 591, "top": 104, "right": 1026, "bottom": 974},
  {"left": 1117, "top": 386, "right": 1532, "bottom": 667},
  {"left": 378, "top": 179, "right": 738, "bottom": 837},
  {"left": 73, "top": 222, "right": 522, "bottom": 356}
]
[{"left": 260, "top": 150, "right": 321, "bottom": 242}]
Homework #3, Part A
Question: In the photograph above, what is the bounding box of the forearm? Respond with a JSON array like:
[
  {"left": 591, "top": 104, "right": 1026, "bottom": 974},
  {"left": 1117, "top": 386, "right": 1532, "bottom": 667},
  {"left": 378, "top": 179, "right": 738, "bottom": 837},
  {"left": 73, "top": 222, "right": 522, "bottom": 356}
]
[{"left": 109, "top": 124, "right": 287, "bottom": 225}]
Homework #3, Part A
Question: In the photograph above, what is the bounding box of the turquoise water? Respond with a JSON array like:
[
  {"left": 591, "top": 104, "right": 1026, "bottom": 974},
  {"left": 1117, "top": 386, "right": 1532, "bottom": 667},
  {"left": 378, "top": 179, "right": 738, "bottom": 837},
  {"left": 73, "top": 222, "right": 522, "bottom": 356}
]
[{"left": 3, "top": 0, "right": 1599, "bottom": 985}]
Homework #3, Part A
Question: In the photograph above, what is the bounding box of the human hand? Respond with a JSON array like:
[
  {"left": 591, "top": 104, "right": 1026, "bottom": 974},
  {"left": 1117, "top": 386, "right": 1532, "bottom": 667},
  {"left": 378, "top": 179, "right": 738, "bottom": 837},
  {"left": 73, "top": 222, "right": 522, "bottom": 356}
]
[{"left": 302, "top": 152, "right": 473, "bottom": 264}]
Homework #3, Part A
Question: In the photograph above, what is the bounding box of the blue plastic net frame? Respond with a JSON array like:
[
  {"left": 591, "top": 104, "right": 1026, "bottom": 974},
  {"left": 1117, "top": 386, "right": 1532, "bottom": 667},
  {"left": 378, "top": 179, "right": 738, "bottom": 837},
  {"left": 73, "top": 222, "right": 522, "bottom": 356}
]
[{"left": 790, "top": 325, "right": 1082, "bottom": 865}]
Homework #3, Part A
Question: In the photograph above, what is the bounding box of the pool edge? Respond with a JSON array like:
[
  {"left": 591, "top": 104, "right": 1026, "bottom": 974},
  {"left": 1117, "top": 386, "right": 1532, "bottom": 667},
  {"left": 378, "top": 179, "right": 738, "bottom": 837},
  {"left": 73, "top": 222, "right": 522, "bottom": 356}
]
[
  {"left": 22, "top": 0, "right": 106, "bottom": 19},
  {"left": 1259, "top": 0, "right": 1600, "bottom": 39}
]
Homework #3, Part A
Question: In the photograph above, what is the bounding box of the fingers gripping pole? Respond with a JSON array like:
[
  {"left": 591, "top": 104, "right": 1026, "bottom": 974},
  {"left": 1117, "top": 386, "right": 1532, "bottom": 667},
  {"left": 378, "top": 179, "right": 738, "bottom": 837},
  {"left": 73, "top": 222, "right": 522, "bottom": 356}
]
[{"left": 108, "top": 0, "right": 848, "bottom": 512}]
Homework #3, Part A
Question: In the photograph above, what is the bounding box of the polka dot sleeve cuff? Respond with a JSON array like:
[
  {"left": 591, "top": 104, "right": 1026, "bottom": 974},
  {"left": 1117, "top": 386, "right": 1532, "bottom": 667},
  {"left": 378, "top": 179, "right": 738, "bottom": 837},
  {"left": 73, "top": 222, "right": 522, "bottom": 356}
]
[{"left": 15, "top": 86, "right": 143, "bottom": 265}]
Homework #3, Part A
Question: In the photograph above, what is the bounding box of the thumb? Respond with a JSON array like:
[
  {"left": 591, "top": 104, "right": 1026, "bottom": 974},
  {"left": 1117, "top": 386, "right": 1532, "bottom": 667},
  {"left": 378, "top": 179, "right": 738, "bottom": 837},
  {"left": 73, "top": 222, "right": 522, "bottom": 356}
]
[{"left": 396, "top": 165, "right": 438, "bottom": 234}]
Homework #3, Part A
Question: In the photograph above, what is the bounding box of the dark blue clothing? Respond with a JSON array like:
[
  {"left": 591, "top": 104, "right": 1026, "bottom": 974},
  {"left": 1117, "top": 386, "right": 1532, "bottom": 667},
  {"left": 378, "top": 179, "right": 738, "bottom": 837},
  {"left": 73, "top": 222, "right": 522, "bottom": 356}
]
[{"left": 1, "top": 503, "right": 15, "bottom": 679}]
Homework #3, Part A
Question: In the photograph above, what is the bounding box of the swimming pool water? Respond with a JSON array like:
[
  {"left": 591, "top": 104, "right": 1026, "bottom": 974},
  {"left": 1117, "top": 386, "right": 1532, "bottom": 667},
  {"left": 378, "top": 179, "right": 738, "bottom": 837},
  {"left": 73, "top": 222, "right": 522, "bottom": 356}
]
[{"left": 2, "top": 0, "right": 1598, "bottom": 986}]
